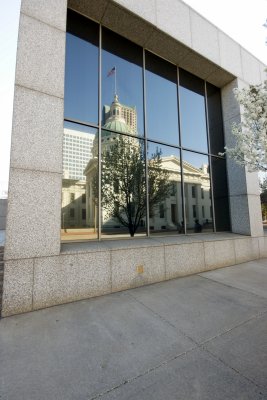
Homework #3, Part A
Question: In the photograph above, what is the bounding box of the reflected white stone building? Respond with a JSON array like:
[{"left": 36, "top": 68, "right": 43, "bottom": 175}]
[{"left": 84, "top": 95, "right": 212, "bottom": 233}]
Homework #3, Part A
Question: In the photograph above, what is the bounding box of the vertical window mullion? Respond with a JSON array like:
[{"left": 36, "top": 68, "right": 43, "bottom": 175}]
[
  {"left": 143, "top": 49, "right": 150, "bottom": 237},
  {"left": 177, "top": 67, "right": 187, "bottom": 234},
  {"left": 98, "top": 24, "right": 102, "bottom": 240},
  {"left": 204, "top": 81, "right": 216, "bottom": 233}
]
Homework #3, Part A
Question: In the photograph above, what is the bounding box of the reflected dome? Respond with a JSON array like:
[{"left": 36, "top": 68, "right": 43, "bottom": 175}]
[{"left": 92, "top": 95, "right": 134, "bottom": 157}]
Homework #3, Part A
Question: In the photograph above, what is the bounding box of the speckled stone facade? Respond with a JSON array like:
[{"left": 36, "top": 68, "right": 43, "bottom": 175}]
[{"left": 2, "top": 0, "right": 267, "bottom": 316}]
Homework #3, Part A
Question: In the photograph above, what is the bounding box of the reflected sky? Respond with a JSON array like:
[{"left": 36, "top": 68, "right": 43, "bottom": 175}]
[
  {"left": 64, "top": 32, "right": 99, "bottom": 125},
  {"left": 145, "top": 52, "right": 179, "bottom": 145},
  {"left": 147, "top": 141, "right": 180, "bottom": 162},
  {"left": 182, "top": 150, "right": 209, "bottom": 171},
  {"left": 102, "top": 29, "right": 144, "bottom": 135},
  {"left": 179, "top": 86, "right": 208, "bottom": 153}
]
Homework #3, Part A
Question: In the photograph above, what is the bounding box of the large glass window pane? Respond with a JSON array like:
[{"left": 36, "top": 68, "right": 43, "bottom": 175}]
[
  {"left": 145, "top": 51, "right": 179, "bottom": 145},
  {"left": 179, "top": 69, "right": 208, "bottom": 153},
  {"left": 102, "top": 28, "right": 144, "bottom": 137},
  {"left": 101, "top": 132, "right": 146, "bottom": 238},
  {"left": 183, "top": 151, "right": 213, "bottom": 233},
  {"left": 147, "top": 142, "right": 183, "bottom": 234},
  {"left": 64, "top": 10, "right": 99, "bottom": 125},
  {"left": 211, "top": 157, "right": 230, "bottom": 231},
  {"left": 61, "top": 122, "right": 98, "bottom": 241},
  {"left": 206, "top": 83, "right": 225, "bottom": 155}
]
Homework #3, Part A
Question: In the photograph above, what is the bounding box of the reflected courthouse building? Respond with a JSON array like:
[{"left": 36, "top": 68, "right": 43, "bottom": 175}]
[
  {"left": 83, "top": 94, "right": 213, "bottom": 234},
  {"left": 2, "top": 0, "right": 266, "bottom": 316}
]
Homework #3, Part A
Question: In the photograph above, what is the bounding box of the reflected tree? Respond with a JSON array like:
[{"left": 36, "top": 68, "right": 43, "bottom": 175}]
[{"left": 100, "top": 135, "right": 171, "bottom": 236}]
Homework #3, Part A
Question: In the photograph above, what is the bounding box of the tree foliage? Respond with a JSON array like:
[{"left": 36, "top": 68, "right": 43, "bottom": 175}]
[
  {"left": 260, "top": 177, "right": 267, "bottom": 221},
  {"left": 224, "top": 77, "right": 267, "bottom": 172},
  {"left": 101, "top": 135, "right": 171, "bottom": 237}
]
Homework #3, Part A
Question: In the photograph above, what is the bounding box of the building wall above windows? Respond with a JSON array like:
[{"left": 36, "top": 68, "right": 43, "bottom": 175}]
[{"left": 68, "top": 0, "right": 265, "bottom": 87}]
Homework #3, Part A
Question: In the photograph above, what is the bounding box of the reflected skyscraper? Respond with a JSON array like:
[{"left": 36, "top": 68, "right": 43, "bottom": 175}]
[
  {"left": 63, "top": 127, "right": 94, "bottom": 181},
  {"left": 61, "top": 125, "right": 96, "bottom": 232}
]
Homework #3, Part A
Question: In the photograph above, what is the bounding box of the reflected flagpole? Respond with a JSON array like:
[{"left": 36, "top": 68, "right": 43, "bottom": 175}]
[
  {"left": 114, "top": 67, "right": 117, "bottom": 95},
  {"left": 107, "top": 66, "right": 117, "bottom": 96}
]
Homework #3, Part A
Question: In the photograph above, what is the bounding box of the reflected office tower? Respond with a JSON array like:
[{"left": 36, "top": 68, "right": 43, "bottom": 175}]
[
  {"left": 63, "top": 127, "right": 95, "bottom": 181},
  {"left": 61, "top": 126, "right": 95, "bottom": 231}
]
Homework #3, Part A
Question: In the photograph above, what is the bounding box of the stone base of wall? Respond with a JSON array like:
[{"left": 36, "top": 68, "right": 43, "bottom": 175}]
[{"left": 2, "top": 233, "right": 267, "bottom": 317}]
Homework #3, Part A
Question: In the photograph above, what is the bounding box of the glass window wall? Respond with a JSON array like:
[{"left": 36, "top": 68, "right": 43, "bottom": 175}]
[
  {"left": 206, "top": 83, "right": 225, "bottom": 155},
  {"left": 62, "top": 10, "right": 230, "bottom": 241},
  {"left": 102, "top": 28, "right": 144, "bottom": 137},
  {"left": 145, "top": 52, "right": 179, "bottom": 146},
  {"left": 61, "top": 121, "right": 98, "bottom": 242},
  {"left": 64, "top": 10, "right": 99, "bottom": 125},
  {"left": 179, "top": 69, "right": 208, "bottom": 153},
  {"left": 147, "top": 142, "right": 182, "bottom": 235},
  {"left": 101, "top": 132, "right": 146, "bottom": 238},
  {"left": 183, "top": 151, "right": 213, "bottom": 233}
]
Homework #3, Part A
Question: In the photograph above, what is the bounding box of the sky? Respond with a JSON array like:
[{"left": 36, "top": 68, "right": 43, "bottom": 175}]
[{"left": 0, "top": 0, "right": 266, "bottom": 198}]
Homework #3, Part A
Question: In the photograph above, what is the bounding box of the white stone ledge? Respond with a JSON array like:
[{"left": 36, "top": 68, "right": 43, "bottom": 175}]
[
  {"left": 3, "top": 233, "right": 267, "bottom": 317},
  {"left": 60, "top": 232, "right": 247, "bottom": 255}
]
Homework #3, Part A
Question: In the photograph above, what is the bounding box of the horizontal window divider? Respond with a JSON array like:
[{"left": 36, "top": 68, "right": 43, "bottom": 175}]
[
  {"left": 63, "top": 120, "right": 226, "bottom": 160},
  {"left": 146, "top": 138, "right": 181, "bottom": 149},
  {"left": 100, "top": 127, "right": 145, "bottom": 140},
  {"left": 64, "top": 118, "right": 99, "bottom": 130},
  {"left": 181, "top": 146, "right": 226, "bottom": 159}
]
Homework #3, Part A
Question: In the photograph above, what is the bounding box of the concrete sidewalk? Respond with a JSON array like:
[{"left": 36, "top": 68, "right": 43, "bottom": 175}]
[{"left": 0, "top": 259, "right": 267, "bottom": 400}]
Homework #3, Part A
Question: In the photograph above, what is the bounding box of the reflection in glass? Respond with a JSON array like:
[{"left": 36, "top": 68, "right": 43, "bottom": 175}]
[
  {"left": 211, "top": 157, "right": 230, "bottom": 231},
  {"left": 63, "top": 11, "right": 231, "bottom": 242},
  {"left": 102, "top": 28, "right": 144, "bottom": 136},
  {"left": 64, "top": 10, "right": 99, "bottom": 125},
  {"left": 183, "top": 151, "right": 213, "bottom": 233},
  {"left": 61, "top": 122, "right": 98, "bottom": 241},
  {"left": 147, "top": 143, "right": 183, "bottom": 234},
  {"left": 145, "top": 51, "right": 179, "bottom": 145},
  {"left": 99, "top": 132, "right": 146, "bottom": 238},
  {"left": 179, "top": 69, "right": 208, "bottom": 153},
  {"left": 206, "top": 83, "right": 225, "bottom": 155}
]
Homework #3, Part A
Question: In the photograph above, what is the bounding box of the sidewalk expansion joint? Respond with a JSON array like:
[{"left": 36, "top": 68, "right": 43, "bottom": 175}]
[
  {"left": 87, "top": 303, "right": 267, "bottom": 400},
  {"left": 125, "top": 291, "right": 198, "bottom": 346},
  {"left": 203, "top": 346, "right": 266, "bottom": 395},
  {"left": 199, "top": 309, "right": 267, "bottom": 347},
  {"left": 125, "top": 292, "right": 267, "bottom": 350},
  {"left": 87, "top": 346, "right": 197, "bottom": 400},
  {"left": 197, "top": 273, "right": 267, "bottom": 301}
]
